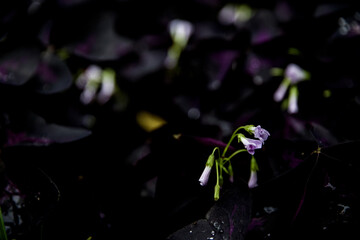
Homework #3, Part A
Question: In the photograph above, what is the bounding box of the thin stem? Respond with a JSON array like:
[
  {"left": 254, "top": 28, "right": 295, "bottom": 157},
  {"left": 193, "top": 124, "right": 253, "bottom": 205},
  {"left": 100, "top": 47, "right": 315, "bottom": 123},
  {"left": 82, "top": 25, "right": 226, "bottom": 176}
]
[
  {"left": 222, "top": 126, "right": 245, "bottom": 157},
  {"left": 0, "top": 206, "right": 8, "bottom": 240},
  {"left": 221, "top": 166, "right": 229, "bottom": 174},
  {"left": 223, "top": 149, "right": 247, "bottom": 163},
  {"left": 215, "top": 159, "right": 219, "bottom": 186},
  {"left": 219, "top": 157, "right": 223, "bottom": 186},
  {"left": 212, "top": 147, "right": 221, "bottom": 159}
]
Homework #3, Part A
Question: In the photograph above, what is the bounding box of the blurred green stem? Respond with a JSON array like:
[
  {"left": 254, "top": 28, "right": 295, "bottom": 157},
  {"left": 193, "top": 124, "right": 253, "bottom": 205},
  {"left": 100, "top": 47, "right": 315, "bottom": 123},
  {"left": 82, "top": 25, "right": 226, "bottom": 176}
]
[{"left": 0, "top": 206, "right": 8, "bottom": 240}]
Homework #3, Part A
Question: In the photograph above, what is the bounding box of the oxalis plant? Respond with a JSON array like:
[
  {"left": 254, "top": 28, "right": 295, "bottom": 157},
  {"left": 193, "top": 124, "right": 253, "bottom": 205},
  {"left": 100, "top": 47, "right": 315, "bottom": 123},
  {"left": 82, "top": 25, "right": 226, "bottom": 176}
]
[{"left": 199, "top": 125, "right": 270, "bottom": 200}]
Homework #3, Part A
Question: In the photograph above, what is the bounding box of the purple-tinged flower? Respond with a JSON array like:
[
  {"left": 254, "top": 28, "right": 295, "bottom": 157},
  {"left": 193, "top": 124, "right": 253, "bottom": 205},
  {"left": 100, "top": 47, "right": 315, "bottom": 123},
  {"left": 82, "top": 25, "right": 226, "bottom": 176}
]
[
  {"left": 76, "top": 64, "right": 102, "bottom": 89},
  {"left": 199, "top": 153, "right": 215, "bottom": 186},
  {"left": 285, "top": 63, "right": 307, "bottom": 84},
  {"left": 248, "top": 170, "right": 258, "bottom": 188},
  {"left": 199, "top": 166, "right": 212, "bottom": 186},
  {"left": 273, "top": 78, "right": 290, "bottom": 102},
  {"left": 252, "top": 125, "right": 270, "bottom": 143},
  {"left": 288, "top": 85, "right": 299, "bottom": 114},
  {"left": 248, "top": 156, "right": 259, "bottom": 188},
  {"left": 97, "top": 68, "right": 115, "bottom": 105},
  {"left": 274, "top": 64, "right": 309, "bottom": 103},
  {"left": 238, "top": 134, "right": 262, "bottom": 155}
]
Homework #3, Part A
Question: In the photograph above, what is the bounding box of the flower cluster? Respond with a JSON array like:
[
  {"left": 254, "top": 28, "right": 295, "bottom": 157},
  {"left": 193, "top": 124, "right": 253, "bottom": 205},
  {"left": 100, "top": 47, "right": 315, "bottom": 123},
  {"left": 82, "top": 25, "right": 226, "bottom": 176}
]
[
  {"left": 76, "top": 65, "right": 116, "bottom": 105},
  {"left": 272, "top": 63, "right": 310, "bottom": 114},
  {"left": 199, "top": 125, "right": 270, "bottom": 200}
]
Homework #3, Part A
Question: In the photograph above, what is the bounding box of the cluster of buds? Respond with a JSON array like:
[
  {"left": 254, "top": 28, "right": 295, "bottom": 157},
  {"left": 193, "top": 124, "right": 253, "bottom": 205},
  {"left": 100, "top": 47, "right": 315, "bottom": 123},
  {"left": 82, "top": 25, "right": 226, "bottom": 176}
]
[
  {"left": 272, "top": 63, "right": 310, "bottom": 114},
  {"left": 76, "top": 65, "right": 116, "bottom": 105},
  {"left": 199, "top": 125, "right": 270, "bottom": 200}
]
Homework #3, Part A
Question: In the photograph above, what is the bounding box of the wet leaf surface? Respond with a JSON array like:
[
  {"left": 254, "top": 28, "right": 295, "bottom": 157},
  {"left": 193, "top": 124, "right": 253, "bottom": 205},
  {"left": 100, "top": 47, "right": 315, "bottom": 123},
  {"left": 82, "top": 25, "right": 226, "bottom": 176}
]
[{"left": 167, "top": 186, "right": 252, "bottom": 240}]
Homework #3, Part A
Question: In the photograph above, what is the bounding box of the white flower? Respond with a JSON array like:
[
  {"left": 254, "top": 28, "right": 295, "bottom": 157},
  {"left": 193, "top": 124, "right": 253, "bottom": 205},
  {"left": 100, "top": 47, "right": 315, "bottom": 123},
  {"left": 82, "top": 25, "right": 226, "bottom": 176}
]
[
  {"left": 97, "top": 69, "right": 115, "bottom": 104},
  {"left": 288, "top": 85, "right": 299, "bottom": 114},
  {"left": 248, "top": 170, "right": 258, "bottom": 188},
  {"left": 248, "top": 156, "right": 259, "bottom": 188},
  {"left": 273, "top": 79, "right": 290, "bottom": 102},
  {"left": 285, "top": 63, "right": 306, "bottom": 84},
  {"left": 169, "top": 19, "right": 193, "bottom": 47},
  {"left": 199, "top": 166, "right": 212, "bottom": 186},
  {"left": 199, "top": 153, "right": 215, "bottom": 186},
  {"left": 238, "top": 134, "right": 262, "bottom": 155}
]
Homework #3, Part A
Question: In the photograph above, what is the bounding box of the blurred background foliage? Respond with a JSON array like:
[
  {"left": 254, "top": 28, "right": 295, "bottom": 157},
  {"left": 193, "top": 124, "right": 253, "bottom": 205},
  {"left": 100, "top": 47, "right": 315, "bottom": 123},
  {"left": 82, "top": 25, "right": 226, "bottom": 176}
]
[{"left": 1, "top": 0, "right": 360, "bottom": 239}]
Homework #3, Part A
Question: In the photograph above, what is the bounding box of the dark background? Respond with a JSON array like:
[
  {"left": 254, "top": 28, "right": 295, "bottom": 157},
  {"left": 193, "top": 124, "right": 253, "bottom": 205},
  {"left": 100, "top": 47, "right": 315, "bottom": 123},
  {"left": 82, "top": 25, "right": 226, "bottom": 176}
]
[{"left": 1, "top": 0, "right": 360, "bottom": 239}]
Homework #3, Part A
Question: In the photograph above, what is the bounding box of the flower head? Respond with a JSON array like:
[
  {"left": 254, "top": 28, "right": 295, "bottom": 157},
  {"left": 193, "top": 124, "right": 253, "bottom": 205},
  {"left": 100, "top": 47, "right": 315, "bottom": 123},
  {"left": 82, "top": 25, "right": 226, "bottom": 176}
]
[
  {"left": 285, "top": 63, "right": 307, "bottom": 84},
  {"left": 238, "top": 134, "right": 262, "bottom": 155},
  {"left": 252, "top": 125, "right": 270, "bottom": 143},
  {"left": 199, "top": 165, "right": 212, "bottom": 186},
  {"left": 199, "top": 153, "right": 215, "bottom": 186},
  {"left": 169, "top": 19, "right": 193, "bottom": 48}
]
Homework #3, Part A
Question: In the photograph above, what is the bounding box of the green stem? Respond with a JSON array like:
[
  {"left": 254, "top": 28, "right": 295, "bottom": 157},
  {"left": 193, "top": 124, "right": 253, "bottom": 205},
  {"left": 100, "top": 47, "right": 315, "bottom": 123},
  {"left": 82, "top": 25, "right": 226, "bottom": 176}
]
[
  {"left": 214, "top": 159, "right": 220, "bottom": 201},
  {"left": 212, "top": 147, "right": 221, "bottom": 159},
  {"left": 223, "top": 149, "right": 247, "bottom": 163},
  {"left": 222, "top": 126, "right": 245, "bottom": 157},
  {"left": 215, "top": 159, "right": 220, "bottom": 186},
  {"left": 0, "top": 206, "right": 8, "bottom": 240},
  {"left": 219, "top": 157, "right": 223, "bottom": 186}
]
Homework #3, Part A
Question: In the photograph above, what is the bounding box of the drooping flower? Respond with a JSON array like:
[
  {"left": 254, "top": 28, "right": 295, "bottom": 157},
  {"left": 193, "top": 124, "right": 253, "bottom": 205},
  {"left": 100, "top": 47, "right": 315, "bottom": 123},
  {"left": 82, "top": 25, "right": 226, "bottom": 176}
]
[
  {"left": 254, "top": 126, "right": 270, "bottom": 142},
  {"left": 165, "top": 19, "right": 194, "bottom": 69},
  {"left": 288, "top": 85, "right": 299, "bottom": 114},
  {"left": 169, "top": 19, "right": 194, "bottom": 48},
  {"left": 285, "top": 63, "right": 307, "bottom": 84},
  {"left": 248, "top": 171, "right": 258, "bottom": 188},
  {"left": 238, "top": 134, "right": 262, "bottom": 155},
  {"left": 97, "top": 68, "right": 116, "bottom": 104},
  {"left": 246, "top": 125, "right": 270, "bottom": 143},
  {"left": 199, "top": 166, "right": 211, "bottom": 186},
  {"left": 199, "top": 153, "right": 215, "bottom": 186},
  {"left": 273, "top": 78, "right": 290, "bottom": 102},
  {"left": 248, "top": 156, "right": 259, "bottom": 189},
  {"left": 272, "top": 63, "right": 309, "bottom": 114}
]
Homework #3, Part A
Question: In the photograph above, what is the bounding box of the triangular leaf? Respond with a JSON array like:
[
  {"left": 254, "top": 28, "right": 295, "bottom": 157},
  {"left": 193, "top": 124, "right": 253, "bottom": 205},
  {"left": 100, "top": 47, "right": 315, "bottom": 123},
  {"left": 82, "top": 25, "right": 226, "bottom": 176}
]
[
  {"left": 31, "top": 51, "right": 72, "bottom": 94},
  {"left": 0, "top": 47, "right": 40, "bottom": 85}
]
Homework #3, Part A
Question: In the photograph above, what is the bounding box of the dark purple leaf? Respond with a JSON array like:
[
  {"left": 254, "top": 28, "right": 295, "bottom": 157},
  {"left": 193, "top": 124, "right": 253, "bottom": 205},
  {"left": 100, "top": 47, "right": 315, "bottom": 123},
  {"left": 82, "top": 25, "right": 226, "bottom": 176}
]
[
  {"left": 191, "top": 135, "right": 235, "bottom": 150},
  {"left": 0, "top": 47, "right": 40, "bottom": 85},
  {"left": 167, "top": 186, "right": 252, "bottom": 240},
  {"left": 206, "top": 50, "right": 239, "bottom": 90},
  {"left": 5, "top": 111, "right": 91, "bottom": 147},
  {"left": 31, "top": 51, "right": 72, "bottom": 94},
  {"left": 248, "top": 10, "right": 283, "bottom": 45},
  {"left": 120, "top": 50, "right": 166, "bottom": 81},
  {"left": 306, "top": 122, "right": 339, "bottom": 147},
  {"left": 65, "top": 11, "right": 133, "bottom": 61}
]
